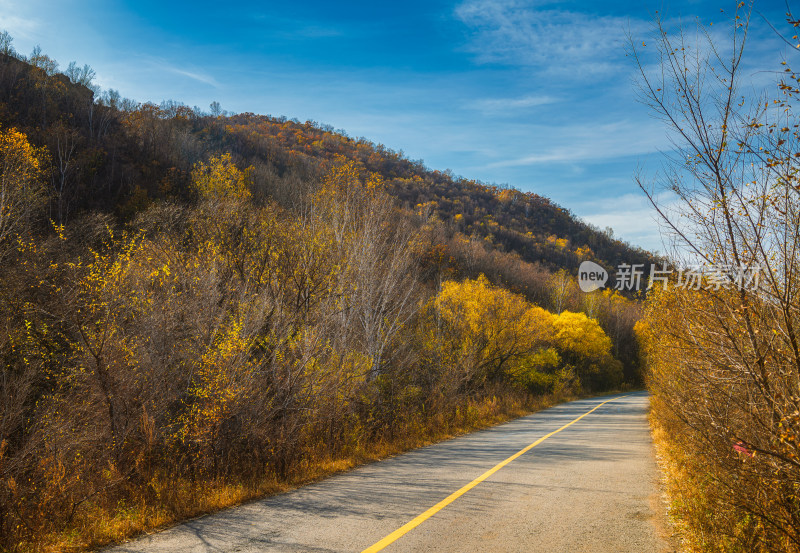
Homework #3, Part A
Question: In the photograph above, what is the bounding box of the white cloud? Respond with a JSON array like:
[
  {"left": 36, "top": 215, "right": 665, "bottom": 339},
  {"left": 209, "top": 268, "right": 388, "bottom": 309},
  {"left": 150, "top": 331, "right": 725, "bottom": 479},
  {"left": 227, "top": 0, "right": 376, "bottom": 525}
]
[
  {"left": 164, "top": 66, "right": 219, "bottom": 87},
  {"left": 454, "top": 0, "right": 647, "bottom": 75},
  {"left": 577, "top": 193, "right": 667, "bottom": 253},
  {"left": 0, "top": 0, "right": 41, "bottom": 41},
  {"left": 486, "top": 119, "right": 669, "bottom": 167},
  {"left": 148, "top": 59, "right": 220, "bottom": 87},
  {"left": 469, "top": 94, "right": 558, "bottom": 111}
]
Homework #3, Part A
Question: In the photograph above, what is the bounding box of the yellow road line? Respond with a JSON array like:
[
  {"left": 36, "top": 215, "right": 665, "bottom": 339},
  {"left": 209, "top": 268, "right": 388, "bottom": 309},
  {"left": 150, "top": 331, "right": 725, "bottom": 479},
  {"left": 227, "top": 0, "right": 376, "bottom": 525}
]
[{"left": 360, "top": 395, "right": 623, "bottom": 553}]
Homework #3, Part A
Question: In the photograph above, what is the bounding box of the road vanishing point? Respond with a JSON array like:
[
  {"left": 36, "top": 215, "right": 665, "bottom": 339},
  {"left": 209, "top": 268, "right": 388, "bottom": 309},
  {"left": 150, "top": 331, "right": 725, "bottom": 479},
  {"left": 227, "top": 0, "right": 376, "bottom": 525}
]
[{"left": 107, "top": 392, "right": 673, "bottom": 553}]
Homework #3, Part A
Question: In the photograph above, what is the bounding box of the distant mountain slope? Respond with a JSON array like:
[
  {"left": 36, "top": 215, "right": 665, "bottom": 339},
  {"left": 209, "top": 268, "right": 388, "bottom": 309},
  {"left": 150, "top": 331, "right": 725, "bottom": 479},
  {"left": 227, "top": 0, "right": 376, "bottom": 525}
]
[
  {"left": 0, "top": 52, "right": 653, "bottom": 278},
  {"left": 217, "top": 113, "right": 654, "bottom": 273}
]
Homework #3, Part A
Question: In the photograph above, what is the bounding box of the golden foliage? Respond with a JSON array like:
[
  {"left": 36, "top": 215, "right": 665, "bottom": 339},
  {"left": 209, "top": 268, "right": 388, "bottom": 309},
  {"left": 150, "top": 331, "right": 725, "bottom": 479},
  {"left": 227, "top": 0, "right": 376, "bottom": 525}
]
[
  {"left": 434, "top": 274, "right": 553, "bottom": 382},
  {"left": 430, "top": 275, "right": 620, "bottom": 394},
  {"left": 192, "top": 153, "right": 252, "bottom": 201},
  {"left": 552, "top": 311, "right": 611, "bottom": 359},
  {"left": 0, "top": 126, "right": 46, "bottom": 250}
]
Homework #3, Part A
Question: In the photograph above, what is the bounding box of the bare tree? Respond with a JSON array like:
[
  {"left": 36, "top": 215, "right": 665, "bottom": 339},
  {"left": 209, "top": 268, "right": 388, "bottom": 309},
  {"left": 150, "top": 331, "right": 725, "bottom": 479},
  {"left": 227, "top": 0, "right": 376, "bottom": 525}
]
[
  {"left": 0, "top": 30, "right": 15, "bottom": 57},
  {"left": 346, "top": 194, "right": 419, "bottom": 380},
  {"left": 50, "top": 123, "right": 80, "bottom": 223},
  {"left": 64, "top": 61, "right": 97, "bottom": 90},
  {"left": 632, "top": 5, "right": 800, "bottom": 548}
]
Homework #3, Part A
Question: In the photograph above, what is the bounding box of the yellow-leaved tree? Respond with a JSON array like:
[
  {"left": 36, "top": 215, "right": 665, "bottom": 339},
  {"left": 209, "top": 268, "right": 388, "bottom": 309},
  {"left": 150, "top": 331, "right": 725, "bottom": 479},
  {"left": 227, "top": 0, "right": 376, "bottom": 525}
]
[
  {"left": 433, "top": 275, "right": 554, "bottom": 388},
  {"left": 552, "top": 311, "right": 621, "bottom": 391},
  {"left": 0, "top": 126, "right": 46, "bottom": 256},
  {"left": 192, "top": 153, "right": 252, "bottom": 201}
]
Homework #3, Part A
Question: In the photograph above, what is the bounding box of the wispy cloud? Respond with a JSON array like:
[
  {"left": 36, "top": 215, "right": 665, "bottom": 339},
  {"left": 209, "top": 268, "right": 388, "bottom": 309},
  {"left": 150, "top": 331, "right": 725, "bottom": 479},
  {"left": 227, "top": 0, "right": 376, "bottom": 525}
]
[
  {"left": 150, "top": 60, "right": 220, "bottom": 87},
  {"left": 284, "top": 25, "right": 345, "bottom": 39},
  {"left": 455, "top": 0, "right": 646, "bottom": 75},
  {"left": 576, "top": 192, "right": 666, "bottom": 253},
  {"left": 487, "top": 120, "right": 668, "bottom": 167},
  {"left": 246, "top": 13, "right": 353, "bottom": 41},
  {"left": 168, "top": 67, "right": 219, "bottom": 87},
  {"left": 0, "top": 0, "right": 41, "bottom": 41},
  {"left": 469, "top": 94, "right": 558, "bottom": 111}
]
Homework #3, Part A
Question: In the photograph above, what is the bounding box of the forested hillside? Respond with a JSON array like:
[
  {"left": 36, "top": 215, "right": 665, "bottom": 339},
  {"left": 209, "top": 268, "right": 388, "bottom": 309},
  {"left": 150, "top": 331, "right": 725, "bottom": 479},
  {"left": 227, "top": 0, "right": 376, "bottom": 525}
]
[
  {"left": 0, "top": 37, "right": 646, "bottom": 553},
  {"left": 0, "top": 45, "right": 652, "bottom": 272}
]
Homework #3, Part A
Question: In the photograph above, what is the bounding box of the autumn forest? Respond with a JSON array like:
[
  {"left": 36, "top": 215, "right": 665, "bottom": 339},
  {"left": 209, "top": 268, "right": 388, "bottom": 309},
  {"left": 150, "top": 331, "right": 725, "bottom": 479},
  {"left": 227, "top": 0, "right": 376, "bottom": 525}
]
[
  {"left": 0, "top": 33, "right": 646, "bottom": 552},
  {"left": 3, "top": 3, "right": 800, "bottom": 552}
]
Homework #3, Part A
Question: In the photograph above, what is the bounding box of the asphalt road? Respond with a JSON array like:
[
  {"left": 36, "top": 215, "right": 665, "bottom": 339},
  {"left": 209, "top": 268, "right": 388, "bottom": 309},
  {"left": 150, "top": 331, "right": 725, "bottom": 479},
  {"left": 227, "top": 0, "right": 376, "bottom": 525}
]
[{"left": 106, "top": 392, "right": 673, "bottom": 553}]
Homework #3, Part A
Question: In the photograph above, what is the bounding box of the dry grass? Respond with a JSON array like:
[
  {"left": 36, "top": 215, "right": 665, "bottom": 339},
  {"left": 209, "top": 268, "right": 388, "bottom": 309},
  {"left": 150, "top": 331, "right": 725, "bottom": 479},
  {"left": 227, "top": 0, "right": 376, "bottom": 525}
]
[
  {"left": 650, "top": 415, "right": 694, "bottom": 553},
  {"left": 648, "top": 399, "right": 793, "bottom": 553},
  {"left": 23, "top": 391, "right": 568, "bottom": 553}
]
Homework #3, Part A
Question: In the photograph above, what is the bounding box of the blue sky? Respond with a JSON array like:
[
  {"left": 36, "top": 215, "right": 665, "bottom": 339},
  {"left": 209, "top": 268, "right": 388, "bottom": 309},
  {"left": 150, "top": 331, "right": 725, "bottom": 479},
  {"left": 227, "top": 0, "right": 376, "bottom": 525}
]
[{"left": 0, "top": 0, "right": 791, "bottom": 252}]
